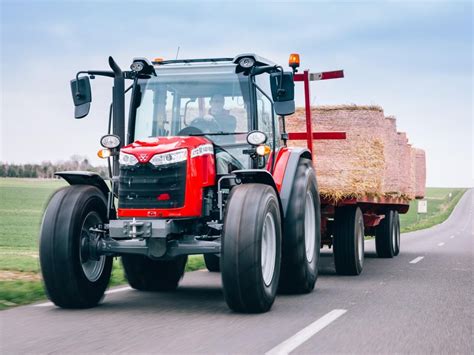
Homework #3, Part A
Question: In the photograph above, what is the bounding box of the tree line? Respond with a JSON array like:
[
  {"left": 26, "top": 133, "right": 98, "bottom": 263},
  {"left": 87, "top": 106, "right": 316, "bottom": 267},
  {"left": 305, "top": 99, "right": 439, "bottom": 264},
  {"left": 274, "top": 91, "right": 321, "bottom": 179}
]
[{"left": 0, "top": 155, "right": 108, "bottom": 178}]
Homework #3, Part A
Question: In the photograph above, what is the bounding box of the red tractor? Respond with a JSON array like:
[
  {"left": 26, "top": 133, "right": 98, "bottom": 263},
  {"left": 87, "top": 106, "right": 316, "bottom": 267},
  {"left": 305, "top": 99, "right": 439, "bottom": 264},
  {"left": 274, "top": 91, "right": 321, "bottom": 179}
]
[{"left": 39, "top": 54, "right": 344, "bottom": 313}]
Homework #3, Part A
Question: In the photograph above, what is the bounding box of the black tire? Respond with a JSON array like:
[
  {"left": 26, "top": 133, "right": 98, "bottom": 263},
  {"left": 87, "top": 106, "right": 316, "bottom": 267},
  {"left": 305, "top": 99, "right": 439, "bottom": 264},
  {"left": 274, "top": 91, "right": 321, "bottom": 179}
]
[
  {"left": 204, "top": 254, "right": 220, "bottom": 272},
  {"left": 333, "top": 206, "right": 365, "bottom": 275},
  {"left": 393, "top": 211, "right": 401, "bottom": 256},
  {"left": 121, "top": 254, "right": 187, "bottom": 291},
  {"left": 221, "top": 184, "right": 282, "bottom": 313},
  {"left": 279, "top": 158, "right": 321, "bottom": 294},
  {"left": 39, "top": 185, "right": 113, "bottom": 308},
  {"left": 375, "top": 211, "right": 395, "bottom": 258}
]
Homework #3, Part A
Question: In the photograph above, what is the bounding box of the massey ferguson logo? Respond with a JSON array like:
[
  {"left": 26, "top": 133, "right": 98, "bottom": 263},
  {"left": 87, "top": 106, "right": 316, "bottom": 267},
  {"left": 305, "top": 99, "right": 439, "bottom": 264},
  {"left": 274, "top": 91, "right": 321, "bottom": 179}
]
[{"left": 138, "top": 153, "right": 148, "bottom": 162}]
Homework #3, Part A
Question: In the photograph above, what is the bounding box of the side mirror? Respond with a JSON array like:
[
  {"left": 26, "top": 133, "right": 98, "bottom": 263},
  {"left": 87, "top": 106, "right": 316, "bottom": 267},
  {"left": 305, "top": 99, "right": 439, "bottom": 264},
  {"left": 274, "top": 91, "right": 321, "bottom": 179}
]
[
  {"left": 270, "top": 71, "right": 295, "bottom": 116},
  {"left": 70, "top": 76, "right": 92, "bottom": 119}
]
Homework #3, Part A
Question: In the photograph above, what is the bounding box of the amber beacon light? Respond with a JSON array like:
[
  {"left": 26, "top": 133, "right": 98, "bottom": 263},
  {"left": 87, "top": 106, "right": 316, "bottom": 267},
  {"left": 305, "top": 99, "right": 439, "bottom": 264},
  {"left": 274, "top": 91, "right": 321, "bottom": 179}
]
[{"left": 289, "top": 53, "right": 300, "bottom": 72}]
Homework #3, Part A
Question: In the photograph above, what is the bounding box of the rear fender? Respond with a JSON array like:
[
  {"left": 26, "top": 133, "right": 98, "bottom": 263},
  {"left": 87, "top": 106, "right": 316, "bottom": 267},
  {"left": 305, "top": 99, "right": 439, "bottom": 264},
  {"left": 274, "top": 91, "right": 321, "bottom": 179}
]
[
  {"left": 278, "top": 148, "right": 312, "bottom": 218},
  {"left": 55, "top": 171, "right": 110, "bottom": 198}
]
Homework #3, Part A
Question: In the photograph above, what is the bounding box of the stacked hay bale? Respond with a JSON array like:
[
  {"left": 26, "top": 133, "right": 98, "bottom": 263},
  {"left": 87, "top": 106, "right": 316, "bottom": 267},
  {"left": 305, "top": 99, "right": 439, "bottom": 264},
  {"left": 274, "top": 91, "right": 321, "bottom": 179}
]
[
  {"left": 414, "top": 149, "right": 426, "bottom": 198},
  {"left": 286, "top": 105, "right": 425, "bottom": 201}
]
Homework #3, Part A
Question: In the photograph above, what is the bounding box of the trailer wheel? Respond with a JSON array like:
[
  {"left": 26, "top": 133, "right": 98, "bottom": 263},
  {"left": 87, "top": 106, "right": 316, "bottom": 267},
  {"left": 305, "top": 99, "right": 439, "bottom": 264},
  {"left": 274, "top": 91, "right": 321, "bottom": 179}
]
[
  {"left": 121, "top": 255, "right": 187, "bottom": 291},
  {"left": 333, "top": 206, "right": 364, "bottom": 275},
  {"left": 221, "top": 184, "right": 282, "bottom": 313},
  {"left": 393, "top": 211, "right": 401, "bottom": 256},
  {"left": 375, "top": 211, "right": 395, "bottom": 258},
  {"left": 204, "top": 254, "right": 220, "bottom": 272},
  {"left": 279, "top": 158, "right": 321, "bottom": 294},
  {"left": 39, "top": 185, "right": 113, "bottom": 308}
]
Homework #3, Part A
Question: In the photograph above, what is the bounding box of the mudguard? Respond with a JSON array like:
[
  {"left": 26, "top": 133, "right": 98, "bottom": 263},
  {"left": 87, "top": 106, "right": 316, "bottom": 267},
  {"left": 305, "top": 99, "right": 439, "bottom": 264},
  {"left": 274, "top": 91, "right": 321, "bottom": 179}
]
[
  {"left": 232, "top": 169, "right": 283, "bottom": 217},
  {"left": 55, "top": 171, "right": 110, "bottom": 198},
  {"left": 278, "top": 148, "right": 312, "bottom": 218}
]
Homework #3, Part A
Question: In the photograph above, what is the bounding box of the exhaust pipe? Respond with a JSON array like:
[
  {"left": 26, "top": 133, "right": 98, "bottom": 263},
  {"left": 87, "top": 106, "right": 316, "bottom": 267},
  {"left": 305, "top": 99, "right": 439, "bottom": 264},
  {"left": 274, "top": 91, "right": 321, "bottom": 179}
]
[{"left": 108, "top": 56, "right": 125, "bottom": 177}]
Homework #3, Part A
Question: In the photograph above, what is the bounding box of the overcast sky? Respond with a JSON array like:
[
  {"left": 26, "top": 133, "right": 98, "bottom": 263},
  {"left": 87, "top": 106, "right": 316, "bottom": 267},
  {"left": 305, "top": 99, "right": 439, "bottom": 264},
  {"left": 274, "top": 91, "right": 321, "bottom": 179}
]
[{"left": 0, "top": 0, "right": 472, "bottom": 187}]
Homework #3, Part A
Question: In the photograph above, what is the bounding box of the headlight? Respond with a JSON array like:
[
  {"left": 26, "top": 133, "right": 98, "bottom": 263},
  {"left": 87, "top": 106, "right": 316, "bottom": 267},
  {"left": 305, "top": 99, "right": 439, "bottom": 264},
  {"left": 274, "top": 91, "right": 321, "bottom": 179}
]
[
  {"left": 247, "top": 130, "right": 267, "bottom": 145},
  {"left": 191, "top": 144, "right": 214, "bottom": 158},
  {"left": 149, "top": 149, "right": 187, "bottom": 166},
  {"left": 100, "top": 134, "right": 121, "bottom": 149},
  {"left": 119, "top": 152, "right": 138, "bottom": 166}
]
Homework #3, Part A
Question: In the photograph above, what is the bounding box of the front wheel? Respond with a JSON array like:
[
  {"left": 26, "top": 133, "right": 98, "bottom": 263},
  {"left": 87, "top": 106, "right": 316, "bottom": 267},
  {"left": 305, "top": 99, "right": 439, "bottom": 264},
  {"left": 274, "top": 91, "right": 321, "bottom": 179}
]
[
  {"left": 221, "top": 184, "right": 282, "bottom": 313},
  {"left": 39, "top": 185, "right": 113, "bottom": 308}
]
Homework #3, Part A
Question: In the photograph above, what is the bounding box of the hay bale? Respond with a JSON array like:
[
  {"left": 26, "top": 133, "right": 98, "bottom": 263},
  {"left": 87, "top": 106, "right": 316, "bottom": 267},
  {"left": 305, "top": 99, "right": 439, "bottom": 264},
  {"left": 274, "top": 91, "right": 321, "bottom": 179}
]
[
  {"left": 396, "top": 133, "right": 413, "bottom": 198},
  {"left": 287, "top": 106, "right": 387, "bottom": 199},
  {"left": 383, "top": 116, "right": 400, "bottom": 195},
  {"left": 414, "top": 148, "right": 426, "bottom": 198}
]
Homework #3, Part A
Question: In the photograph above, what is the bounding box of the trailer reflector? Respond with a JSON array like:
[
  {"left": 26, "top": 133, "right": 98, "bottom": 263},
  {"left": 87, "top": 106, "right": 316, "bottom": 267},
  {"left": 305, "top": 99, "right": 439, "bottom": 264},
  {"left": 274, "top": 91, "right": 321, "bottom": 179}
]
[{"left": 310, "top": 70, "right": 344, "bottom": 81}]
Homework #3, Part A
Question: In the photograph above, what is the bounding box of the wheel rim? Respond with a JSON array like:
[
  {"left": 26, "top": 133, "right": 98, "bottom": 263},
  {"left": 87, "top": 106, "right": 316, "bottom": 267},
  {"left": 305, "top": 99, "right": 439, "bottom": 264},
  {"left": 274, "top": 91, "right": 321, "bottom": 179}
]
[
  {"left": 80, "top": 211, "right": 106, "bottom": 282},
  {"left": 261, "top": 212, "right": 277, "bottom": 286},
  {"left": 304, "top": 191, "right": 316, "bottom": 263},
  {"left": 356, "top": 217, "right": 364, "bottom": 266}
]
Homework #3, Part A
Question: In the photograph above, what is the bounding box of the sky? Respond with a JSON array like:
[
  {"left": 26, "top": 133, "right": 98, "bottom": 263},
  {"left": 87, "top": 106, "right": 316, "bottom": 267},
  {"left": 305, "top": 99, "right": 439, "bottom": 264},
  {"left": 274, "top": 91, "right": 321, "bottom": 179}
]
[{"left": 0, "top": 0, "right": 472, "bottom": 187}]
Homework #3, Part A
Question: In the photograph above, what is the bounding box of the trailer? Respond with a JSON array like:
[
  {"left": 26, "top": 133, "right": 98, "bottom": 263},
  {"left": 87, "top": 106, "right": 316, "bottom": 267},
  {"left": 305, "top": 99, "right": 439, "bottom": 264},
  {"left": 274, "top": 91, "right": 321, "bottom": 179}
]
[
  {"left": 286, "top": 70, "right": 409, "bottom": 275},
  {"left": 39, "top": 53, "right": 409, "bottom": 314}
]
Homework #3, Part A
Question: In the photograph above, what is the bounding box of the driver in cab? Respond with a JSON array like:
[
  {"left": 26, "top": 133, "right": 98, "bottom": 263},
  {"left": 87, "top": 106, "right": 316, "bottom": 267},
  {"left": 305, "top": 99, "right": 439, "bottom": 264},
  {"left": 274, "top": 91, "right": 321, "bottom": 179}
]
[{"left": 206, "top": 94, "right": 236, "bottom": 133}]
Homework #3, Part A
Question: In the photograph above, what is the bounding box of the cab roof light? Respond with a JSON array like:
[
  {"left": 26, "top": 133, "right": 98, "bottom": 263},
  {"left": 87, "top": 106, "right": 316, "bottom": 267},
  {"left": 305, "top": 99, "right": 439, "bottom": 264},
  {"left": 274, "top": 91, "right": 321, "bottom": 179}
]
[{"left": 289, "top": 53, "right": 300, "bottom": 72}]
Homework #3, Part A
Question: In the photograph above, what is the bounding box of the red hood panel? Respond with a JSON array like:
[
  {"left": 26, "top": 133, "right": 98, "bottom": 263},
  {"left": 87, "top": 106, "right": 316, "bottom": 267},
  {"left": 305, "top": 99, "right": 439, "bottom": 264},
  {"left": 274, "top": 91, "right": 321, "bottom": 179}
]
[{"left": 121, "top": 136, "right": 211, "bottom": 163}]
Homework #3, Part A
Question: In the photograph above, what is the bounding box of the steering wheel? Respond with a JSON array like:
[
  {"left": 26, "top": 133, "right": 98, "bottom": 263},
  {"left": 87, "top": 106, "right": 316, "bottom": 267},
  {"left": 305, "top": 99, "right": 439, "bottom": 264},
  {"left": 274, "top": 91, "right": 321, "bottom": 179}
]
[
  {"left": 186, "top": 116, "right": 221, "bottom": 134},
  {"left": 177, "top": 126, "right": 204, "bottom": 136}
]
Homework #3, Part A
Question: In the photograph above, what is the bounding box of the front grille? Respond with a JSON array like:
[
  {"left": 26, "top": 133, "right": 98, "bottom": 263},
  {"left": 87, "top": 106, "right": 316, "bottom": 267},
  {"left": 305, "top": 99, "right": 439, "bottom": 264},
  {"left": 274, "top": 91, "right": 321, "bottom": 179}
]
[{"left": 118, "top": 162, "right": 186, "bottom": 209}]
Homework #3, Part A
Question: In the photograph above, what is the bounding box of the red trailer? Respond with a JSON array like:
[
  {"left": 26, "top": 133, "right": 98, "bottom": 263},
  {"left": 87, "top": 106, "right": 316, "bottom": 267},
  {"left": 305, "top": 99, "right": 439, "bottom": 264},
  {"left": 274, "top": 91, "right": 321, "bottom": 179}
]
[{"left": 288, "top": 67, "right": 409, "bottom": 275}]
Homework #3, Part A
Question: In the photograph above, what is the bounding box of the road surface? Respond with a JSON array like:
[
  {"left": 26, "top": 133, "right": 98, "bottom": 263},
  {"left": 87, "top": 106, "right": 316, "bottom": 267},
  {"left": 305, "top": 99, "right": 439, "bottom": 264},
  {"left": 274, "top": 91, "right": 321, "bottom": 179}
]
[{"left": 1, "top": 190, "right": 472, "bottom": 354}]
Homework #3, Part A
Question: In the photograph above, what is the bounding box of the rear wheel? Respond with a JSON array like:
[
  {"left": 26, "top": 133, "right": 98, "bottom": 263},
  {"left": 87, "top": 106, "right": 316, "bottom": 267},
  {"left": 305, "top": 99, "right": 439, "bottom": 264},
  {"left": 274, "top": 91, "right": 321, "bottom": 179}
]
[
  {"left": 39, "top": 185, "right": 113, "bottom": 308},
  {"left": 121, "top": 255, "right": 187, "bottom": 291},
  {"left": 221, "top": 184, "right": 282, "bottom": 313},
  {"left": 375, "top": 211, "right": 395, "bottom": 258},
  {"left": 204, "top": 254, "right": 220, "bottom": 272},
  {"left": 393, "top": 211, "right": 401, "bottom": 256},
  {"left": 279, "top": 158, "right": 321, "bottom": 294},
  {"left": 333, "top": 206, "right": 364, "bottom": 275}
]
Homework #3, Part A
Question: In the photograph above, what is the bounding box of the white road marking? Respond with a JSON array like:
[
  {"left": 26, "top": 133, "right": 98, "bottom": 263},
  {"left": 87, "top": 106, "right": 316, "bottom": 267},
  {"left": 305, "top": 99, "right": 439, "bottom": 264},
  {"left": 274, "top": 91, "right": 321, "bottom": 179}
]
[
  {"left": 409, "top": 256, "right": 424, "bottom": 264},
  {"left": 265, "top": 309, "right": 347, "bottom": 355},
  {"left": 438, "top": 242, "right": 445, "bottom": 247},
  {"left": 450, "top": 235, "right": 455, "bottom": 239},
  {"left": 33, "top": 286, "right": 132, "bottom": 307}
]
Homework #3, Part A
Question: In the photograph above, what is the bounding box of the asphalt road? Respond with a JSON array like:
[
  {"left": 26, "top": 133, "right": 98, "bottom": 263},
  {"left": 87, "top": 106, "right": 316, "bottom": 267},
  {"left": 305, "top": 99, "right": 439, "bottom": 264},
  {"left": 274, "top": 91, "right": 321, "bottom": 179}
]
[{"left": 1, "top": 189, "right": 472, "bottom": 354}]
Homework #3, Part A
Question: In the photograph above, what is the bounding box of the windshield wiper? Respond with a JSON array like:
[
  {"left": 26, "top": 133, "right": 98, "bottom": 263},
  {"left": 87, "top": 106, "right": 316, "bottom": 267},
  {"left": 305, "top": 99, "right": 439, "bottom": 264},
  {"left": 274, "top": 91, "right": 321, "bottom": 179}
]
[{"left": 189, "top": 131, "right": 248, "bottom": 136}]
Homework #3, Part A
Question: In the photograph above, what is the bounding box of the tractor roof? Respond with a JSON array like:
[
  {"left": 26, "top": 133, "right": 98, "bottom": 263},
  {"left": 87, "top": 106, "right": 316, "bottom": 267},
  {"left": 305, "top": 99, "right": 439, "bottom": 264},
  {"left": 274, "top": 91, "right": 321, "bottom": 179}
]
[{"left": 152, "top": 53, "right": 276, "bottom": 68}]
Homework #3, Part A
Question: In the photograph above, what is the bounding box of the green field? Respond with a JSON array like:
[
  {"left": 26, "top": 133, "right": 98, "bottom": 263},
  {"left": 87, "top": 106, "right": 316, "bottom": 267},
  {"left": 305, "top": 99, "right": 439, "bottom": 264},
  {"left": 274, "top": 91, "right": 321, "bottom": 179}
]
[{"left": 0, "top": 178, "right": 467, "bottom": 309}]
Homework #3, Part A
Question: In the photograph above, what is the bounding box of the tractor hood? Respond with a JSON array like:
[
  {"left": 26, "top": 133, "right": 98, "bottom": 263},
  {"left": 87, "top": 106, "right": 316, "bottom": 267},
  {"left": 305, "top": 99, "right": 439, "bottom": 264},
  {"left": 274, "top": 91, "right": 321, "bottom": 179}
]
[{"left": 120, "top": 136, "right": 212, "bottom": 164}]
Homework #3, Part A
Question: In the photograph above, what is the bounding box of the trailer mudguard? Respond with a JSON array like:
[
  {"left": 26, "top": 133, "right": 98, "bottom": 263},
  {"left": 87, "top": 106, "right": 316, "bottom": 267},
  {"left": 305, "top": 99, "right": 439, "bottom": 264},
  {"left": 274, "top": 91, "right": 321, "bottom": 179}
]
[
  {"left": 278, "top": 148, "right": 312, "bottom": 218},
  {"left": 55, "top": 171, "right": 110, "bottom": 198}
]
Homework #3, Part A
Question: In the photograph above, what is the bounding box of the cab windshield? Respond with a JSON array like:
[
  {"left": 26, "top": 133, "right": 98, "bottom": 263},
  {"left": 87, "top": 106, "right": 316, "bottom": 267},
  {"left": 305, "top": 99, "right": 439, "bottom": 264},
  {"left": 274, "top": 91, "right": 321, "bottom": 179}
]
[{"left": 133, "top": 64, "right": 251, "bottom": 148}]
